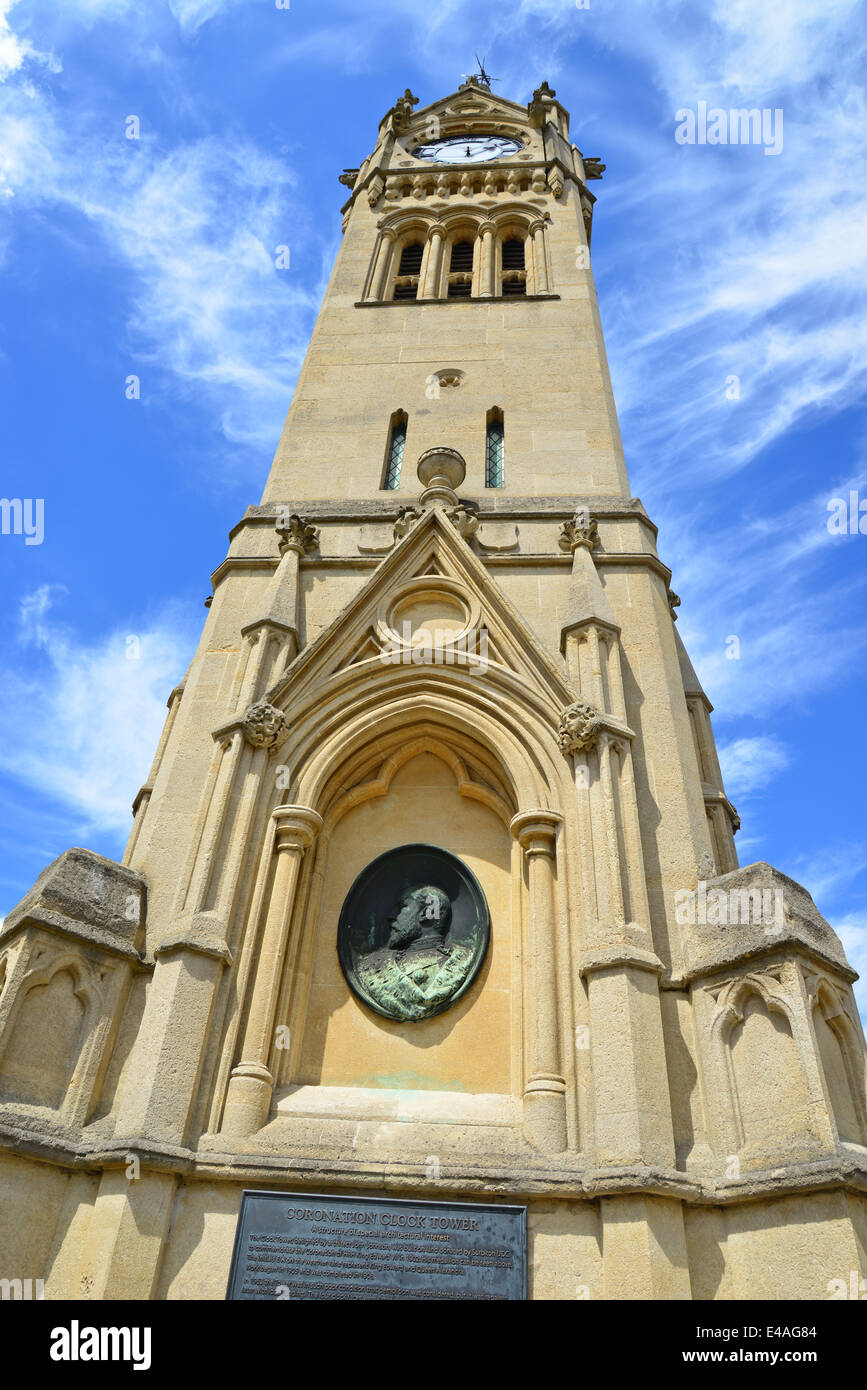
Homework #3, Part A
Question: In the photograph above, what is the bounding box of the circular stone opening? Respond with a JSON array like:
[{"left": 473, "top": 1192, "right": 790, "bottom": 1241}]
[{"left": 389, "top": 590, "right": 469, "bottom": 646}]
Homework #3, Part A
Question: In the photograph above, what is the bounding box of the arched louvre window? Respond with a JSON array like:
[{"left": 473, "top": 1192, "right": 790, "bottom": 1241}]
[
  {"left": 447, "top": 239, "right": 474, "bottom": 299},
  {"left": 501, "top": 238, "right": 527, "bottom": 296},
  {"left": 485, "top": 409, "right": 505, "bottom": 488},
  {"left": 394, "top": 243, "right": 424, "bottom": 301},
  {"left": 382, "top": 412, "right": 407, "bottom": 489}
]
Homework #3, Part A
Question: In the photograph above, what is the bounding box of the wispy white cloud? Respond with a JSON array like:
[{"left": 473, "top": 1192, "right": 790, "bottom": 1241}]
[
  {"left": 789, "top": 844, "right": 867, "bottom": 912},
  {"left": 717, "top": 735, "right": 790, "bottom": 800},
  {"left": 167, "top": 0, "right": 245, "bottom": 32},
  {"left": 0, "top": 586, "right": 198, "bottom": 839},
  {"left": 0, "top": 2, "right": 33, "bottom": 80},
  {"left": 86, "top": 137, "right": 316, "bottom": 450},
  {"left": 671, "top": 462, "right": 867, "bottom": 722},
  {"left": 704, "top": 0, "right": 861, "bottom": 93},
  {"left": 0, "top": 1, "right": 317, "bottom": 456}
]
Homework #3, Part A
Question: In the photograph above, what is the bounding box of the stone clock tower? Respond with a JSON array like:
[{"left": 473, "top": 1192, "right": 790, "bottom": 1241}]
[{"left": 2, "top": 77, "right": 866, "bottom": 1302}]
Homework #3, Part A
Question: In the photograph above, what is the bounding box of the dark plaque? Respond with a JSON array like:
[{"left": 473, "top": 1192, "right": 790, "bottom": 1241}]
[
  {"left": 336, "top": 843, "right": 490, "bottom": 1022},
  {"left": 226, "top": 1190, "right": 526, "bottom": 1301}
]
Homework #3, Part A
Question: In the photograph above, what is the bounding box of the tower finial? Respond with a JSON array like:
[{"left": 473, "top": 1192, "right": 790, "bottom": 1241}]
[{"left": 461, "top": 54, "right": 499, "bottom": 90}]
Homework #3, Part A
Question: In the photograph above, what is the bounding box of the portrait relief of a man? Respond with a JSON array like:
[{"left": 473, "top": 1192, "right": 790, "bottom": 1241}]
[{"left": 353, "top": 883, "right": 475, "bottom": 1021}]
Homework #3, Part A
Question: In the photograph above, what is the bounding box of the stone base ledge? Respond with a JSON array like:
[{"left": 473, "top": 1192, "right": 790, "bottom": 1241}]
[
  {"left": 273, "top": 1083, "right": 519, "bottom": 1127},
  {"left": 3, "top": 1120, "right": 865, "bottom": 1208}
]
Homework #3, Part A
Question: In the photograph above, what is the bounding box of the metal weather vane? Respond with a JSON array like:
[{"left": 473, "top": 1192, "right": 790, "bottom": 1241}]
[{"left": 462, "top": 54, "right": 500, "bottom": 90}]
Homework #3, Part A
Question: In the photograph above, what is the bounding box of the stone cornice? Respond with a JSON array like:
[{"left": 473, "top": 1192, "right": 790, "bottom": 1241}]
[
  {"left": 1, "top": 1121, "right": 865, "bottom": 1209},
  {"left": 228, "top": 495, "right": 656, "bottom": 540},
  {"left": 355, "top": 295, "right": 560, "bottom": 308},
  {"left": 240, "top": 616, "right": 298, "bottom": 643},
  {"left": 664, "top": 938, "right": 858, "bottom": 991},
  {"left": 340, "top": 157, "right": 591, "bottom": 217},
  {"left": 701, "top": 784, "right": 741, "bottom": 831},
  {"left": 154, "top": 930, "right": 233, "bottom": 966},
  {"left": 579, "top": 946, "right": 665, "bottom": 978},
  {"left": 209, "top": 550, "right": 673, "bottom": 590},
  {"left": 0, "top": 909, "right": 148, "bottom": 965}
]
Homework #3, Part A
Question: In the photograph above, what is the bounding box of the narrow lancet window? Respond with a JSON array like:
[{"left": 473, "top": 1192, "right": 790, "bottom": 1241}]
[
  {"left": 394, "top": 243, "right": 424, "bottom": 301},
  {"left": 448, "top": 239, "right": 475, "bottom": 299},
  {"left": 501, "top": 238, "right": 527, "bottom": 296},
  {"left": 485, "top": 409, "right": 505, "bottom": 488},
  {"left": 383, "top": 412, "right": 408, "bottom": 489}
]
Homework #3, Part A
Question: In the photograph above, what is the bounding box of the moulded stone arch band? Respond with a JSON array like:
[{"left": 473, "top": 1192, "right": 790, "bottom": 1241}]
[
  {"left": 2, "top": 951, "right": 100, "bottom": 1042},
  {"left": 291, "top": 689, "right": 564, "bottom": 819},
  {"left": 0, "top": 949, "right": 99, "bottom": 1103},
  {"left": 256, "top": 642, "right": 579, "bottom": 788},
  {"left": 262, "top": 593, "right": 574, "bottom": 714},
  {"left": 276, "top": 643, "right": 572, "bottom": 775},
  {"left": 288, "top": 682, "right": 567, "bottom": 819},
  {"left": 811, "top": 977, "right": 866, "bottom": 1073},
  {"left": 266, "top": 627, "right": 574, "bottom": 761},
  {"left": 305, "top": 718, "right": 515, "bottom": 829},
  {"left": 378, "top": 211, "right": 443, "bottom": 237},
  {"left": 375, "top": 204, "right": 550, "bottom": 246},
  {"left": 812, "top": 977, "right": 850, "bottom": 1025},
  {"left": 710, "top": 973, "right": 798, "bottom": 1044},
  {"left": 438, "top": 204, "right": 547, "bottom": 233},
  {"left": 321, "top": 735, "right": 515, "bottom": 834}
]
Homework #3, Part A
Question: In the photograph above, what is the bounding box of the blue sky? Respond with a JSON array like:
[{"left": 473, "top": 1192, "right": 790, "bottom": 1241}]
[{"left": 1, "top": 0, "right": 865, "bottom": 1008}]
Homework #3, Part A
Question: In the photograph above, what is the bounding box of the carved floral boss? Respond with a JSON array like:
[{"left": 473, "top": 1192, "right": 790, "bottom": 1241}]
[
  {"left": 557, "top": 700, "right": 604, "bottom": 755},
  {"left": 243, "top": 702, "right": 286, "bottom": 750}
]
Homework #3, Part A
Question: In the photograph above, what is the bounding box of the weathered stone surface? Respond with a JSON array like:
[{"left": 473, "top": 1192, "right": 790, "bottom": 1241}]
[
  {"left": 0, "top": 848, "right": 145, "bottom": 958},
  {"left": 685, "top": 861, "right": 852, "bottom": 980}
]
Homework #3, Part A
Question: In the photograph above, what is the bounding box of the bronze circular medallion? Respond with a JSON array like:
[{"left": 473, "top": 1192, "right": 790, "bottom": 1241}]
[{"left": 337, "top": 844, "right": 490, "bottom": 1022}]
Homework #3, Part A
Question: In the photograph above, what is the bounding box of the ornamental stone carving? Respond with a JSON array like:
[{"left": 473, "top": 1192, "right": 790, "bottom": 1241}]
[
  {"left": 388, "top": 88, "right": 419, "bottom": 134},
  {"left": 547, "top": 167, "right": 565, "bottom": 199},
  {"left": 393, "top": 506, "right": 424, "bottom": 542},
  {"left": 528, "top": 82, "right": 557, "bottom": 127},
  {"left": 447, "top": 505, "right": 480, "bottom": 541},
  {"left": 559, "top": 514, "right": 599, "bottom": 554},
  {"left": 243, "top": 702, "right": 286, "bottom": 750},
  {"left": 276, "top": 513, "right": 319, "bottom": 557},
  {"left": 558, "top": 700, "right": 604, "bottom": 756},
  {"left": 583, "top": 158, "right": 606, "bottom": 181}
]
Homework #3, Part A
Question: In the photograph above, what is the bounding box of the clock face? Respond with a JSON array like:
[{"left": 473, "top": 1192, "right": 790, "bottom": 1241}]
[{"left": 412, "top": 134, "right": 523, "bottom": 165}]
